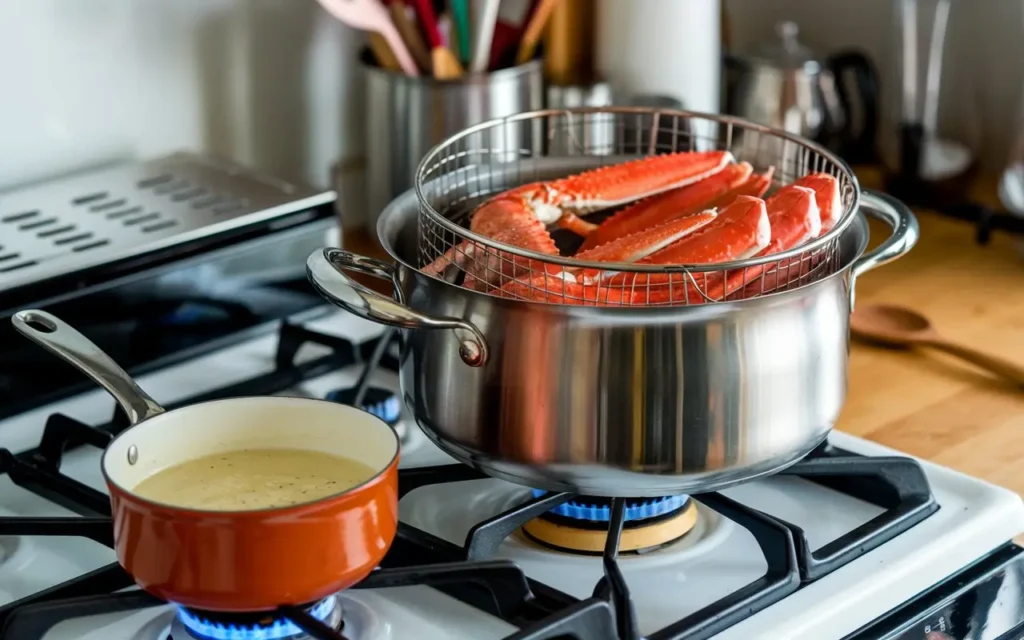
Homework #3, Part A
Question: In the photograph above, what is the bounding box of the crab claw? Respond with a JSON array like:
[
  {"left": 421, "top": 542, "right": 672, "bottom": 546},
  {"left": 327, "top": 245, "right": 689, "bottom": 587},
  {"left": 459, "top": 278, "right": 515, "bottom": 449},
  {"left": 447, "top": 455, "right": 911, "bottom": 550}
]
[
  {"left": 576, "top": 161, "right": 753, "bottom": 252},
  {"left": 422, "top": 193, "right": 561, "bottom": 290}
]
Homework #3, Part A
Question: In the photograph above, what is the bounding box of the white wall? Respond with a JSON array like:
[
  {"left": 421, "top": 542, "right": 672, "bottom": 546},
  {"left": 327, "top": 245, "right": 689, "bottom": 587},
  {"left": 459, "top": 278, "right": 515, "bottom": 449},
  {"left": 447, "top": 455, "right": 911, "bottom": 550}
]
[
  {"left": 1, "top": 0, "right": 1019, "bottom": 193},
  {"left": 0, "top": 0, "right": 363, "bottom": 191}
]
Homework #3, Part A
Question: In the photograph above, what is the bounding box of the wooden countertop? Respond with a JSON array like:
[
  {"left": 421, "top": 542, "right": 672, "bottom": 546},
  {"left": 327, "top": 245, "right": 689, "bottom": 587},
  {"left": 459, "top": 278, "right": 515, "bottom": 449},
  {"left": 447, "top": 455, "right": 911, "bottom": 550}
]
[{"left": 843, "top": 170, "right": 1024, "bottom": 497}]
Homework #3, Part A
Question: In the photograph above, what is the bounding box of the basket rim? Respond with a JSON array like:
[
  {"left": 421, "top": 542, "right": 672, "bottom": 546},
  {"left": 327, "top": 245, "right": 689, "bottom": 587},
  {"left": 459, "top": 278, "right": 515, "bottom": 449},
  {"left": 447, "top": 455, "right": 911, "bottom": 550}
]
[{"left": 412, "top": 106, "right": 862, "bottom": 274}]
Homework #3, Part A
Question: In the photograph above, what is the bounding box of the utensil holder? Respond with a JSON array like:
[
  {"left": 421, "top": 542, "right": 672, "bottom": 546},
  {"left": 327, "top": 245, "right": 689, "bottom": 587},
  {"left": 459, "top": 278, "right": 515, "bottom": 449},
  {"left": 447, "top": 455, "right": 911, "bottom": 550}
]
[{"left": 361, "top": 51, "right": 544, "bottom": 233}]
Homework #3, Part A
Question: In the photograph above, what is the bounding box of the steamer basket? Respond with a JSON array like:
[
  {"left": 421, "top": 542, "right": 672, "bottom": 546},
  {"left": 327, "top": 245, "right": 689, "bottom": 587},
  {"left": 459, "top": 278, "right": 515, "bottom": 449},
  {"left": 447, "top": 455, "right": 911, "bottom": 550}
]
[{"left": 413, "top": 107, "right": 860, "bottom": 305}]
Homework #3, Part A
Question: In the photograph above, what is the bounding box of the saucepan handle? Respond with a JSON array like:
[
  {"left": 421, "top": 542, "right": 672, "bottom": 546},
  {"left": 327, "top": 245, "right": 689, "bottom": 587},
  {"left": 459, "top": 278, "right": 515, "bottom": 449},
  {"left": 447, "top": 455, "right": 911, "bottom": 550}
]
[
  {"left": 11, "top": 309, "right": 166, "bottom": 425},
  {"left": 851, "top": 190, "right": 920, "bottom": 279},
  {"left": 306, "top": 248, "right": 489, "bottom": 367}
]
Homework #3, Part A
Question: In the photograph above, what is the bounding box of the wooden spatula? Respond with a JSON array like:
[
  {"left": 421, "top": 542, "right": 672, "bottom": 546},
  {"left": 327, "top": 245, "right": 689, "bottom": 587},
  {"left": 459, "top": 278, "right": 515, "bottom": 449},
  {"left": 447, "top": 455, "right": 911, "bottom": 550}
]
[
  {"left": 389, "top": 2, "right": 432, "bottom": 72},
  {"left": 411, "top": 0, "right": 464, "bottom": 79},
  {"left": 316, "top": 0, "right": 419, "bottom": 76}
]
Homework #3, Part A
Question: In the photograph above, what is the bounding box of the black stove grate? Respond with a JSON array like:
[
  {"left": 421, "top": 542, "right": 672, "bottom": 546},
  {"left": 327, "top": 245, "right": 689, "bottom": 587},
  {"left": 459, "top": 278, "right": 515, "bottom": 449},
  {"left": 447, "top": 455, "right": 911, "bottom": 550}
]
[{"left": 0, "top": 319, "right": 940, "bottom": 640}]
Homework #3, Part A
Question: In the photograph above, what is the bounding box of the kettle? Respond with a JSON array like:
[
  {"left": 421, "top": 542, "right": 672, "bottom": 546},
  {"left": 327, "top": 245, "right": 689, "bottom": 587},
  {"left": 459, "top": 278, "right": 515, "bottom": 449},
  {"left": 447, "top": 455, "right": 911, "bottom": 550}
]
[{"left": 724, "top": 21, "right": 879, "bottom": 164}]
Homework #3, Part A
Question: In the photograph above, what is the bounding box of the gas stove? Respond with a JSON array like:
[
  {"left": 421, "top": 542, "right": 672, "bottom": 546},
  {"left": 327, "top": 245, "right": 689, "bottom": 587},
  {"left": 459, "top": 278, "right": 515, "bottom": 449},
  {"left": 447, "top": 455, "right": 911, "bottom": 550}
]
[{"left": 1, "top": 309, "right": 1024, "bottom": 640}]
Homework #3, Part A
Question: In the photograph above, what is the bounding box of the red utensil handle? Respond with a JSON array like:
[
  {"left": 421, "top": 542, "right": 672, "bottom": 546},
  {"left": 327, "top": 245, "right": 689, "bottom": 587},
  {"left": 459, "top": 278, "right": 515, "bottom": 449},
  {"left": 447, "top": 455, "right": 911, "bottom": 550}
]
[{"left": 410, "top": 0, "right": 442, "bottom": 48}]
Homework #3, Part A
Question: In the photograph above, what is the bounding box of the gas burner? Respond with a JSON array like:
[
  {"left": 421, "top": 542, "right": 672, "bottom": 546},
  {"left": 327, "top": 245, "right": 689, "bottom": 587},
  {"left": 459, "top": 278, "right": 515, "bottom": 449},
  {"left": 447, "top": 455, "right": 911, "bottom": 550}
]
[
  {"left": 521, "top": 493, "right": 698, "bottom": 555},
  {"left": 170, "top": 596, "right": 342, "bottom": 640},
  {"left": 326, "top": 386, "right": 407, "bottom": 443}
]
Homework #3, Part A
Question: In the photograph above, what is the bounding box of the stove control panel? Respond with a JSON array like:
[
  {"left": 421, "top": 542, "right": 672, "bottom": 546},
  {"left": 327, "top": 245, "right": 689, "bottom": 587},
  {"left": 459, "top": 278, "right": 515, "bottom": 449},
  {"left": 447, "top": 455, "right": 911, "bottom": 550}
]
[{"left": 845, "top": 544, "right": 1024, "bottom": 640}]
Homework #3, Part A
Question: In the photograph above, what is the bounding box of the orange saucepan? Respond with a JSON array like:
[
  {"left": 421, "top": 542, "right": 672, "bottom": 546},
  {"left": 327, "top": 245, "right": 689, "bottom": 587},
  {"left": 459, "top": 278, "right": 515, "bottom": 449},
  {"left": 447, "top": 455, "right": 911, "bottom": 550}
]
[{"left": 12, "top": 309, "right": 400, "bottom": 612}]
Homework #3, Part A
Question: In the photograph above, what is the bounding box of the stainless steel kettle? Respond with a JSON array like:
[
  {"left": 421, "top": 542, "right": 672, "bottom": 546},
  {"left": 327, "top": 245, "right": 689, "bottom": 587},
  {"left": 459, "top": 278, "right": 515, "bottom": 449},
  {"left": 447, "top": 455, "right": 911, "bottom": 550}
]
[{"left": 724, "top": 21, "right": 879, "bottom": 164}]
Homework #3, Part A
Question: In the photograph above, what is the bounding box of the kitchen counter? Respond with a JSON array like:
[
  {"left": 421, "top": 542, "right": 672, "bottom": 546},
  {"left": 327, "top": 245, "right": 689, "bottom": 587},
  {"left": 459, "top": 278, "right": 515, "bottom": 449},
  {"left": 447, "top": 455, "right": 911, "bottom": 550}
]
[{"left": 844, "top": 170, "right": 1024, "bottom": 497}]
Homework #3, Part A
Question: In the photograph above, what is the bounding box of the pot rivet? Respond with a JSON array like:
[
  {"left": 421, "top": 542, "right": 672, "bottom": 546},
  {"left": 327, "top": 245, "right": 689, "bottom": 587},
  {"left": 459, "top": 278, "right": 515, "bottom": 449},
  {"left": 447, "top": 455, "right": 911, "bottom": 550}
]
[
  {"left": 459, "top": 341, "right": 483, "bottom": 367},
  {"left": 127, "top": 445, "right": 138, "bottom": 465}
]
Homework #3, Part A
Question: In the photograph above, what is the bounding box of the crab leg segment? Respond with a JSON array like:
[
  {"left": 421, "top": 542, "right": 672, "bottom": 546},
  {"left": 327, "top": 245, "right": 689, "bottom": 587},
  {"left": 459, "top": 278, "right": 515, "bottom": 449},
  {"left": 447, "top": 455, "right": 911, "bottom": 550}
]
[
  {"left": 576, "top": 161, "right": 752, "bottom": 252},
  {"left": 709, "top": 166, "right": 774, "bottom": 206},
  {"left": 720, "top": 184, "right": 823, "bottom": 298},
  {"left": 607, "top": 196, "right": 771, "bottom": 304},
  {"left": 499, "top": 211, "right": 719, "bottom": 303},
  {"left": 538, "top": 150, "right": 734, "bottom": 232},
  {"left": 640, "top": 196, "right": 771, "bottom": 266},
  {"left": 499, "top": 273, "right": 630, "bottom": 306},
  {"left": 728, "top": 174, "right": 840, "bottom": 299},
  {"left": 569, "top": 211, "right": 718, "bottom": 280},
  {"left": 421, "top": 193, "right": 560, "bottom": 290},
  {"left": 422, "top": 150, "right": 734, "bottom": 286},
  {"left": 791, "top": 173, "right": 841, "bottom": 232}
]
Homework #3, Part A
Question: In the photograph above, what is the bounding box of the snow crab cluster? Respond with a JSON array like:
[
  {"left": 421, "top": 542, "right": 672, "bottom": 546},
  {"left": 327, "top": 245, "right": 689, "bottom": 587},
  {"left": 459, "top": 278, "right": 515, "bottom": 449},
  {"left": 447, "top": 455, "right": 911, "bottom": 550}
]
[{"left": 421, "top": 150, "right": 841, "bottom": 305}]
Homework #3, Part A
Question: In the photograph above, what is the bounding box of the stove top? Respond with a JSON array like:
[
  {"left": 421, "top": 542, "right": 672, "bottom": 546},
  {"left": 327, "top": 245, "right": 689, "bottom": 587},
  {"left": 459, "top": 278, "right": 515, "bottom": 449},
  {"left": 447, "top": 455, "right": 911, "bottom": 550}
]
[{"left": 1, "top": 310, "right": 1023, "bottom": 640}]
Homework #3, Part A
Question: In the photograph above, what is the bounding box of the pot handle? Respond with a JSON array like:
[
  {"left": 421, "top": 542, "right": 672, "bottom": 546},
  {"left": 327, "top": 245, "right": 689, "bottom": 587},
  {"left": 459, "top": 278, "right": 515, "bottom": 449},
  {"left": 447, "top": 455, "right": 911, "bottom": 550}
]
[
  {"left": 851, "top": 190, "right": 920, "bottom": 279},
  {"left": 306, "top": 248, "right": 489, "bottom": 367},
  {"left": 11, "top": 309, "right": 166, "bottom": 425}
]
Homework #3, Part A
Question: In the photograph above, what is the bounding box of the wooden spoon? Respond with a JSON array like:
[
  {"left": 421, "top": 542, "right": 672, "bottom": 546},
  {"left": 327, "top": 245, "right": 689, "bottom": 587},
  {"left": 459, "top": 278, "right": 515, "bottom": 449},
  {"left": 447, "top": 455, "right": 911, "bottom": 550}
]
[{"left": 850, "top": 304, "right": 1024, "bottom": 387}]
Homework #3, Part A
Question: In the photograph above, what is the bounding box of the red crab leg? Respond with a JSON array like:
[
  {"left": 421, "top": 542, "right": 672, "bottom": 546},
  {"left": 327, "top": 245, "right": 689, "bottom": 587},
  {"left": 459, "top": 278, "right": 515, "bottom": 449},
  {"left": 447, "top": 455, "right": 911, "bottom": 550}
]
[
  {"left": 530, "top": 150, "right": 735, "bottom": 235},
  {"left": 499, "top": 273, "right": 630, "bottom": 306},
  {"left": 608, "top": 196, "right": 771, "bottom": 304},
  {"left": 422, "top": 151, "right": 734, "bottom": 287},
  {"left": 422, "top": 194, "right": 560, "bottom": 290},
  {"left": 705, "top": 166, "right": 774, "bottom": 209},
  {"left": 791, "top": 173, "right": 841, "bottom": 233},
  {"left": 569, "top": 211, "right": 718, "bottom": 281},
  {"left": 541, "top": 150, "right": 734, "bottom": 218},
  {"left": 719, "top": 184, "right": 822, "bottom": 299},
  {"left": 756, "top": 185, "right": 822, "bottom": 256},
  {"left": 575, "top": 162, "right": 753, "bottom": 252},
  {"left": 640, "top": 196, "right": 771, "bottom": 266}
]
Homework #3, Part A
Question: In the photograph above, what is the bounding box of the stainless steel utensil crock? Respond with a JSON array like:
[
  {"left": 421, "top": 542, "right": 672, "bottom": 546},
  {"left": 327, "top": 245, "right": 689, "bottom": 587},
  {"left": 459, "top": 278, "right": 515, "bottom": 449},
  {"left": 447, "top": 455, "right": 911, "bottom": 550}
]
[
  {"left": 362, "top": 53, "right": 544, "bottom": 230},
  {"left": 307, "top": 162, "right": 917, "bottom": 498}
]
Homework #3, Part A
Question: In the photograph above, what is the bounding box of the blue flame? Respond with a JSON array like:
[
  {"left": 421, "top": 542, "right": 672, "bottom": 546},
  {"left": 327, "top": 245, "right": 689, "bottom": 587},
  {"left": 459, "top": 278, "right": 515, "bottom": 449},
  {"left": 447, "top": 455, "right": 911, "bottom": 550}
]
[
  {"left": 531, "top": 491, "right": 689, "bottom": 522},
  {"left": 177, "top": 596, "right": 336, "bottom": 640}
]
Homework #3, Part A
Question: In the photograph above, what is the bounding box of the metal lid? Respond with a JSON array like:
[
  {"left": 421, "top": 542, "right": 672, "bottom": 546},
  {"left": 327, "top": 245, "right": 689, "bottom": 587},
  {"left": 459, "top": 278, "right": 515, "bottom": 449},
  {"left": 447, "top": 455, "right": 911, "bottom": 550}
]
[{"left": 750, "top": 21, "right": 820, "bottom": 72}]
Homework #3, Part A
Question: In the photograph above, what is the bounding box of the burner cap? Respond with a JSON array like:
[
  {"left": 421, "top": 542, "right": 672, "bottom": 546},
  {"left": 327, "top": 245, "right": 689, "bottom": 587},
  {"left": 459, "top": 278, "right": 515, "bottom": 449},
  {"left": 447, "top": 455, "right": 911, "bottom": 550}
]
[
  {"left": 326, "top": 386, "right": 400, "bottom": 425},
  {"left": 176, "top": 596, "right": 339, "bottom": 640},
  {"left": 531, "top": 491, "right": 689, "bottom": 523}
]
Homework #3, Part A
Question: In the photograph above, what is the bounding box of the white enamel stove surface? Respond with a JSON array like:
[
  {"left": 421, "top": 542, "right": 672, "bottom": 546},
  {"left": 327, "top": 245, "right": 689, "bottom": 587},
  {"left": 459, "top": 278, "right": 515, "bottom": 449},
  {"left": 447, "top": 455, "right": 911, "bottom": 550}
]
[
  {"left": 401, "top": 431, "right": 1024, "bottom": 640},
  {"left": 2, "top": 309, "right": 1024, "bottom": 639},
  {"left": 0, "top": 311, "right": 509, "bottom": 640}
]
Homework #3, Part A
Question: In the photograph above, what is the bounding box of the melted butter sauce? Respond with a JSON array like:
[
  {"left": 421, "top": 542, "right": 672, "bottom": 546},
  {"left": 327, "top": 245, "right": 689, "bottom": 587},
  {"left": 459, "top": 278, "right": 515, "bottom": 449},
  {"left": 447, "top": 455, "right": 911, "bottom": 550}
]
[{"left": 131, "top": 448, "right": 378, "bottom": 511}]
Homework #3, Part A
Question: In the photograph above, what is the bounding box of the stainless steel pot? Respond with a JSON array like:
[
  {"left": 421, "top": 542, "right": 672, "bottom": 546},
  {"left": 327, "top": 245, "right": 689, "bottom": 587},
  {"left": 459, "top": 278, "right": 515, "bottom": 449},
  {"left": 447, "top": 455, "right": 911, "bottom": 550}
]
[{"left": 308, "top": 162, "right": 918, "bottom": 498}]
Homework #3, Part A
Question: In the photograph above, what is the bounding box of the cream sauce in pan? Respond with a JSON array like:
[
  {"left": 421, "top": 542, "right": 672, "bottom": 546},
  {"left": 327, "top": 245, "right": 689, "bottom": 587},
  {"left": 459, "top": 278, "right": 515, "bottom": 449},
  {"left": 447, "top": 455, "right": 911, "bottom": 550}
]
[{"left": 131, "top": 449, "right": 378, "bottom": 511}]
